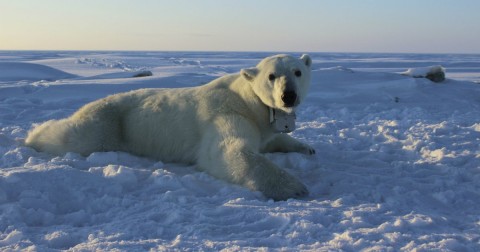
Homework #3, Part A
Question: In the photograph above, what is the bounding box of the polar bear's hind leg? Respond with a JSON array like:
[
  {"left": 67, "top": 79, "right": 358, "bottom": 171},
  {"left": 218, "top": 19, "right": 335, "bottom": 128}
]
[{"left": 26, "top": 99, "right": 126, "bottom": 156}]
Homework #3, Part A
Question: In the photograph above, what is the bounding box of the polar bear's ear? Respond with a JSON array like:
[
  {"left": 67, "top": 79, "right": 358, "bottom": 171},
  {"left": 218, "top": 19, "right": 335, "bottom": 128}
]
[
  {"left": 241, "top": 67, "right": 258, "bottom": 82},
  {"left": 300, "top": 54, "right": 312, "bottom": 68}
]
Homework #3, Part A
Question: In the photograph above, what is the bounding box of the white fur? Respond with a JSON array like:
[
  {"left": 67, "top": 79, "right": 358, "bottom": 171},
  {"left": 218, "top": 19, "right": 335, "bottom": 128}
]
[{"left": 25, "top": 54, "right": 314, "bottom": 200}]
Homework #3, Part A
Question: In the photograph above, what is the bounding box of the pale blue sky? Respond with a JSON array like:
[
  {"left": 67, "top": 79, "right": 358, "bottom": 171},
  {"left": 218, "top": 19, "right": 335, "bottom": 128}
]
[{"left": 1, "top": 0, "right": 479, "bottom": 53}]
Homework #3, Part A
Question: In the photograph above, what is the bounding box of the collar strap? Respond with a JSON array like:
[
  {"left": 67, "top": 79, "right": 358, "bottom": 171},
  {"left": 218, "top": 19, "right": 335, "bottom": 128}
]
[{"left": 269, "top": 108, "right": 296, "bottom": 133}]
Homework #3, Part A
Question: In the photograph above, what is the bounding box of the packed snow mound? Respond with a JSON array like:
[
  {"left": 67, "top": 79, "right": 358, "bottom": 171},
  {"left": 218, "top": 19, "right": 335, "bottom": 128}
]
[
  {"left": 1, "top": 51, "right": 480, "bottom": 251},
  {"left": 402, "top": 65, "right": 446, "bottom": 82},
  {"left": 0, "top": 62, "right": 77, "bottom": 82},
  {"left": 80, "top": 70, "right": 153, "bottom": 80},
  {"left": 0, "top": 62, "right": 153, "bottom": 83},
  {"left": 319, "top": 66, "right": 355, "bottom": 73}
]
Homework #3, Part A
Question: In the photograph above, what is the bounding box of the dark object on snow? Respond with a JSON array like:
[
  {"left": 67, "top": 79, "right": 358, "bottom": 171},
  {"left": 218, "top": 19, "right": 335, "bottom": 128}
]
[
  {"left": 401, "top": 66, "right": 446, "bottom": 83},
  {"left": 425, "top": 71, "right": 445, "bottom": 83},
  {"left": 133, "top": 71, "right": 153, "bottom": 78}
]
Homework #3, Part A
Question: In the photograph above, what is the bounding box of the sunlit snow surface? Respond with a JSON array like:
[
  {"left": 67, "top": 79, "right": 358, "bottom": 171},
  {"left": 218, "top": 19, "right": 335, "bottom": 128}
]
[{"left": 0, "top": 51, "right": 479, "bottom": 251}]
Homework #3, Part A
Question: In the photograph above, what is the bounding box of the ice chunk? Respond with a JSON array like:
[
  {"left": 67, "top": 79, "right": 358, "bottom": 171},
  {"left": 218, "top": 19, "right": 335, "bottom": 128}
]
[{"left": 401, "top": 65, "right": 446, "bottom": 82}]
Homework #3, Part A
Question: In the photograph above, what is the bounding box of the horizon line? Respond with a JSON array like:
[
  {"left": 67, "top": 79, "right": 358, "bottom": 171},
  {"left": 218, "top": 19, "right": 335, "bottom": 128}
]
[{"left": 1, "top": 49, "right": 479, "bottom": 56}]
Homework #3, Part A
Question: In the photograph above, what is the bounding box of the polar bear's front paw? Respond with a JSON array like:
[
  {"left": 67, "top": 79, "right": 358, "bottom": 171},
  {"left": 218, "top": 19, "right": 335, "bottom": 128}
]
[
  {"left": 261, "top": 171, "right": 309, "bottom": 201},
  {"left": 297, "top": 143, "right": 316, "bottom": 155}
]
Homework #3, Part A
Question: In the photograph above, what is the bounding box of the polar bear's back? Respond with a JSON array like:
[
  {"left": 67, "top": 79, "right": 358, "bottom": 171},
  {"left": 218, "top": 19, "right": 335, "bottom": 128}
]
[
  {"left": 122, "top": 88, "right": 206, "bottom": 163},
  {"left": 121, "top": 74, "right": 251, "bottom": 163}
]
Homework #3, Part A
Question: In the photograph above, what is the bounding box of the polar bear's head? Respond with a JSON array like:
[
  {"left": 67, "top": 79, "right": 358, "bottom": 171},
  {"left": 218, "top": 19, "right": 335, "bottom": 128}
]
[{"left": 241, "top": 54, "right": 312, "bottom": 113}]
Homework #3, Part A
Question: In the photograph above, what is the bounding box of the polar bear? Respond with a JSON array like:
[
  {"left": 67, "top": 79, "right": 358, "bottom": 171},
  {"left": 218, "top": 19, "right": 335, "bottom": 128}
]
[{"left": 25, "top": 54, "right": 315, "bottom": 200}]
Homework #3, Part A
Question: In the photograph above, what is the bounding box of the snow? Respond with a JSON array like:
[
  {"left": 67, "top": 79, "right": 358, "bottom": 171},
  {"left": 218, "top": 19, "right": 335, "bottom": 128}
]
[
  {"left": 1, "top": 51, "right": 480, "bottom": 251},
  {"left": 0, "top": 62, "right": 77, "bottom": 82}
]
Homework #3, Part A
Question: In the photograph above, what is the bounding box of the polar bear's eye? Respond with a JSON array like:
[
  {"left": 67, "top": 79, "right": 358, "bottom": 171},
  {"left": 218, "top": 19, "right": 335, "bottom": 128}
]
[
  {"left": 294, "top": 70, "right": 302, "bottom": 77},
  {"left": 268, "top": 74, "right": 276, "bottom": 81}
]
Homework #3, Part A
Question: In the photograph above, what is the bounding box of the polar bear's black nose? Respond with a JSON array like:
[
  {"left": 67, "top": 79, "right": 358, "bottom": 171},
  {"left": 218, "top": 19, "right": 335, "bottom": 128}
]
[{"left": 282, "top": 91, "right": 297, "bottom": 107}]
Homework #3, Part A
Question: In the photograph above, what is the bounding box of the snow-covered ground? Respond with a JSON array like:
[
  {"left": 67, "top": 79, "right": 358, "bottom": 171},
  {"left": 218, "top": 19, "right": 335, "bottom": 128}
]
[{"left": 0, "top": 51, "right": 479, "bottom": 251}]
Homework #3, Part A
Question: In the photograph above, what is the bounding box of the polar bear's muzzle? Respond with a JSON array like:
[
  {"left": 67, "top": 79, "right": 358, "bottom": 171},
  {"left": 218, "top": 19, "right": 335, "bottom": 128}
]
[{"left": 281, "top": 90, "right": 297, "bottom": 107}]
